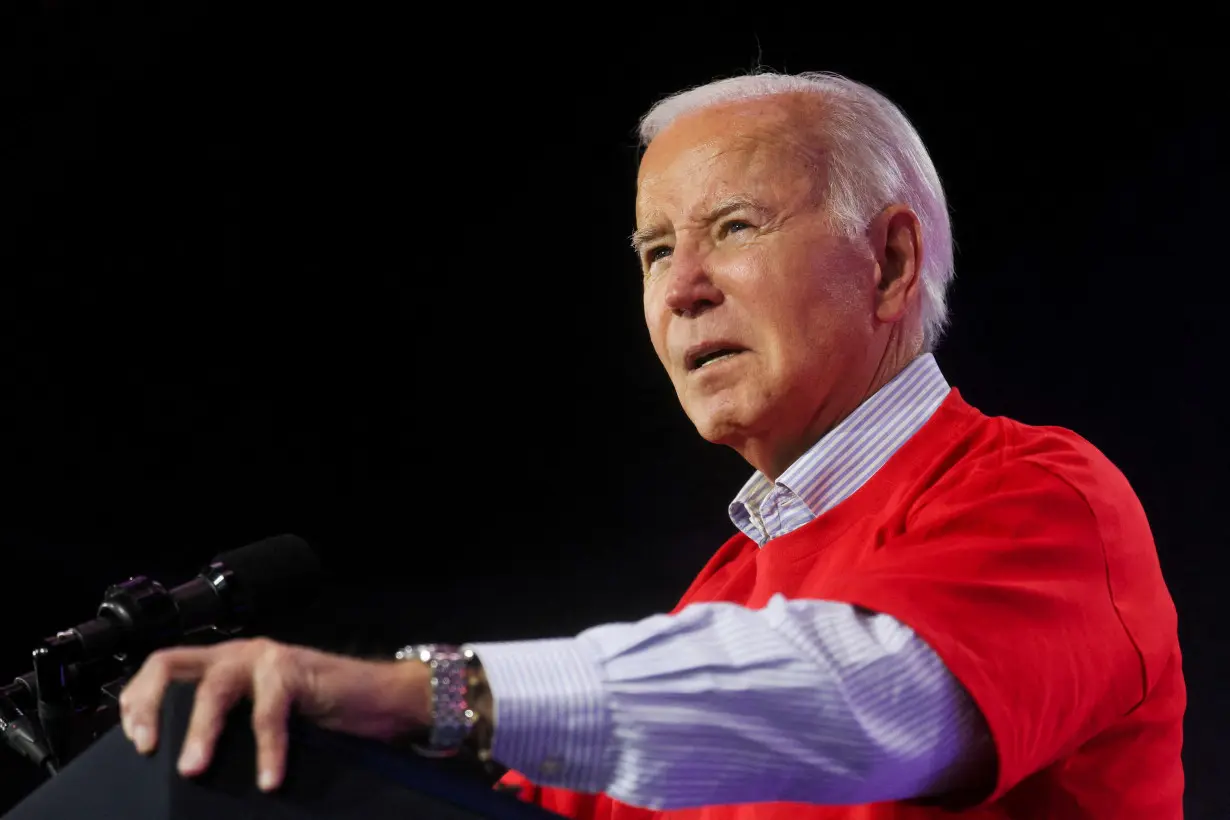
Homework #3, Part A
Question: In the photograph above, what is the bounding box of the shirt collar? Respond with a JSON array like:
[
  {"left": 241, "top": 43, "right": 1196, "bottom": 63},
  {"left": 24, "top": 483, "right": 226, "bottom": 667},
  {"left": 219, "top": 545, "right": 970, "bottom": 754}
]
[{"left": 728, "top": 354, "right": 951, "bottom": 545}]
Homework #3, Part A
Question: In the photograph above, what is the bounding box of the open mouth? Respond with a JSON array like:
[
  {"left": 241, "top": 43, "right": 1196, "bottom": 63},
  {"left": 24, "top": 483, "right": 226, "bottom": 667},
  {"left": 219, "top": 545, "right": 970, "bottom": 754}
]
[{"left": 687, "top": 347, "right": 746, "bottom": 371}]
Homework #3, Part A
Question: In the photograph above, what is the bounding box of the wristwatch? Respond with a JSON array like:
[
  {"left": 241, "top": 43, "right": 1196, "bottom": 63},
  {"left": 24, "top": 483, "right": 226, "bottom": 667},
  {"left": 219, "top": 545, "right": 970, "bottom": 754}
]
[{"left": 395, "top": 643, "right": 489, "bottom": 759}]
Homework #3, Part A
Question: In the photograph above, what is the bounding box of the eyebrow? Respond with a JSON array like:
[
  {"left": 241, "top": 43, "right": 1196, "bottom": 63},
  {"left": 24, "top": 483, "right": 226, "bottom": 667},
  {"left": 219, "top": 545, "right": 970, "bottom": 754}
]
[{"left": 629, "top": 195, "right": 770, "bottom": 255}]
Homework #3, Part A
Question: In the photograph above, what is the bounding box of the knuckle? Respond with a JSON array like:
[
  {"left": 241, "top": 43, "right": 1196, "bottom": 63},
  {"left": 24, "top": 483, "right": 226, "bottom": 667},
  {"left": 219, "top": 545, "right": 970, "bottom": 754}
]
[
  {"left": 141, "top": 648, "right": 172, "bottom": 673},
  {"left": 246, "top": 636, "right": 277, "bottom": 654},
  {"left": 237, "top": 637, "right": 281, "bottom": 668},
  {"left": 260, "top": 640, "right": 289, "bottom": 663},
  {"left": 254, "top": 642, "right": 296, "bottom": 678}
]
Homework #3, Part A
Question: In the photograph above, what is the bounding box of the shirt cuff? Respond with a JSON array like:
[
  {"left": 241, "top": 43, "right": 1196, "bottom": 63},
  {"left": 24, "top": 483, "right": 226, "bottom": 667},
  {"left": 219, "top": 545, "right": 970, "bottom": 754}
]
[{"left": 464, "top": 637, "right": 614, "bottom": 793}]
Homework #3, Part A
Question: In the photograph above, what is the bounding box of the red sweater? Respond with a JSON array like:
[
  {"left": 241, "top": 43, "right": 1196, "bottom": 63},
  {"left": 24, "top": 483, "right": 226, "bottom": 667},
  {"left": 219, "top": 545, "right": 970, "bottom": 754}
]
[{"left": 501, "top": 390, "right": 1184, "bottom": 818}]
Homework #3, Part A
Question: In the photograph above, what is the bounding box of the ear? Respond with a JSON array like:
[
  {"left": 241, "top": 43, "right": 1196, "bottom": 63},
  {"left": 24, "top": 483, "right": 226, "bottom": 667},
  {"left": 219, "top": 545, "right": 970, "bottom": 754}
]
[{"left": 866, "top": 205, "right": 924, "bottom": 324}]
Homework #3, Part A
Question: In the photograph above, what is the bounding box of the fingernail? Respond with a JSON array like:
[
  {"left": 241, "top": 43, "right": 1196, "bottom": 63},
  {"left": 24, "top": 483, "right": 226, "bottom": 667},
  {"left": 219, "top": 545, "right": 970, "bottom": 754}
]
[
  {"left": 133, "top": 725, "right": 152, "bottom": 754},
  {"left": 258, "top": 768, "right": 278, "bottom": 791},
  {"left": 178, "top": 741, "right": 203, "bottom": 775}
]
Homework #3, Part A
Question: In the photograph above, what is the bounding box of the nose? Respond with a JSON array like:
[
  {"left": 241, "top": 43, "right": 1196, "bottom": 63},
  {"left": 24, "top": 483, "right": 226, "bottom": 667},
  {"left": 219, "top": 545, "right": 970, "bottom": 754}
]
[{"left": 661, "top": 246, "right": 724, "bottom": 319}]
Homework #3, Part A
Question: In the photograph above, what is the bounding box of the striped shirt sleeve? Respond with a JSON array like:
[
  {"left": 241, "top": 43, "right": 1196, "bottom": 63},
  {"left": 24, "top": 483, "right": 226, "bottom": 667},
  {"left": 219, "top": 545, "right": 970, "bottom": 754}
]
[{"left": 466, "top": 593, "right": 991, "bottom": 811}]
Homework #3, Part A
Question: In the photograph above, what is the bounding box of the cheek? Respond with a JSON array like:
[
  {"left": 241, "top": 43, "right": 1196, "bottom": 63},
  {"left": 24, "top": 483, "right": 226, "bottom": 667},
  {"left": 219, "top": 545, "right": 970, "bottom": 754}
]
[
  {"left": 643, "top": 291, "right": 671, "bottom": 364},
  {"left": 752, "top": 264, "right": 869, "bottom": 372}
]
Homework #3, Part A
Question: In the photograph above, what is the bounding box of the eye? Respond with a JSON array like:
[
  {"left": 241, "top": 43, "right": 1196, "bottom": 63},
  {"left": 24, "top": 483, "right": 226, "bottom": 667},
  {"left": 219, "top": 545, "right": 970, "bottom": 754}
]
[
  {"left": 719, "top": 220, "right": 752, "bottom": 238},
  {"left": 645, "top": 245, "right": 672, "bottom": 264}
]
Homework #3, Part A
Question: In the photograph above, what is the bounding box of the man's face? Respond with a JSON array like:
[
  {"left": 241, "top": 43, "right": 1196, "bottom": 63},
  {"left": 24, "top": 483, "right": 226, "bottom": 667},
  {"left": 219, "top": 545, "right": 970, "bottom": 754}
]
[{"left": 636, "top": 96, "right": 883, "bottom": 477}]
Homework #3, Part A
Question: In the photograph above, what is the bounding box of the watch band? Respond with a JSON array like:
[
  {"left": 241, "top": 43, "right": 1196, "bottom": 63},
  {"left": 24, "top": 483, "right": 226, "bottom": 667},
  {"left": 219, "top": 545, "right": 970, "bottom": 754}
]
[{"left": 395, "top": 643, "right": 480, "bottom": 757}]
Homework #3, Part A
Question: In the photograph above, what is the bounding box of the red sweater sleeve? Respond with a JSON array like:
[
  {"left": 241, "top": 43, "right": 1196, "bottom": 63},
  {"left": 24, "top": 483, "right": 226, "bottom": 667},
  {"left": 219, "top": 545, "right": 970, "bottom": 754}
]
[
  {"left": 811, "top": 457, "right": 1172, "bottom": 802},
  {"left": 496, "top": 769, "right": 660, "bottom": 820},
  {"left": 496, "top": 769, "right": 603, "bottom": 818}
]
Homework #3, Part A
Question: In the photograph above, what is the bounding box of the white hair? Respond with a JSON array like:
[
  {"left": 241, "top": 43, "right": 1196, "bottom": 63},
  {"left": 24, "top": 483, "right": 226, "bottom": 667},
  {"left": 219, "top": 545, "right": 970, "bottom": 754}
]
[{"left": 638, "top": 72, "right": 955, "bottom": 352}]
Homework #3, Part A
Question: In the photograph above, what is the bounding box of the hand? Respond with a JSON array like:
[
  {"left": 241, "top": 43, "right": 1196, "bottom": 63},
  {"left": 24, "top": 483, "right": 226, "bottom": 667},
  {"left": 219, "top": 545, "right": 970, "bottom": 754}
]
[{"left": 118, "top": 637, "right": 431, "bottom": 791}]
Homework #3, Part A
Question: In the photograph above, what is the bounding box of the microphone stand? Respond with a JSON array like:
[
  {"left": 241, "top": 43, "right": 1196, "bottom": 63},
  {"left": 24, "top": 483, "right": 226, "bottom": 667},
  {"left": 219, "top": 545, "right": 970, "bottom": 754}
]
[
  {"left": 0, "top": 690, "right": 57, "bottom": 777},
  {"left": 29, "top": 631, "right": 128, "bottom": 771},
  {"left": 2, "top": 579, "right": 243, "bottom": 777},
  {"left": 0, "top": 531, "right": 322, "bottom": 780}
]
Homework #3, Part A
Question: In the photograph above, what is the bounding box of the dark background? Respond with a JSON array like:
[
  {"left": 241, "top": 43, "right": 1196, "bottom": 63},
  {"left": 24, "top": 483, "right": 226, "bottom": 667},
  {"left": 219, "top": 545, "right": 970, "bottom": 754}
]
[{"left": 1, "top": 6, "right": 1223, "bottom": 816}]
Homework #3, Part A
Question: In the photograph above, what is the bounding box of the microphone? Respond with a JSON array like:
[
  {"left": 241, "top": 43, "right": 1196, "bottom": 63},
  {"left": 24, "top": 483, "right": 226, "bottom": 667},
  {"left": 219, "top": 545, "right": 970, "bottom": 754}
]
[
  {"left": 62, "top": 533, "right": 322, "bottom": 663},
  {"left": 0, "top": 534, "right": 323, "bottom": 773}
]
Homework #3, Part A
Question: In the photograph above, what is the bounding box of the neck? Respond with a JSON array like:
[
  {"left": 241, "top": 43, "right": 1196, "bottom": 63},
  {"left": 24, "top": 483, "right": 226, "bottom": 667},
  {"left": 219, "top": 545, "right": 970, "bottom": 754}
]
[{"left": 741, "top": 333, "right": 923, "bottom": 481}]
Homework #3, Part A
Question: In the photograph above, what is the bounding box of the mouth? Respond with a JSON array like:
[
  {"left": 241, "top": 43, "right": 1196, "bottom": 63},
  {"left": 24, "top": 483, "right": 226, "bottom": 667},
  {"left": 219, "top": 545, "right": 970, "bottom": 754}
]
[{"left": 685, "top": 344, "right": 748, "bottom": 372}]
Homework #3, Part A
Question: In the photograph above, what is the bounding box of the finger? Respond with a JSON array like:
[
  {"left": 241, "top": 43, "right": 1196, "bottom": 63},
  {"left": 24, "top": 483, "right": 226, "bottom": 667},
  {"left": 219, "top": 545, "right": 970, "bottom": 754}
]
[
  {"left": 177, "top": 659, "right": 250, "bottom": 777},
  {"left": 250, "top": 645, "right": 295, "bottom": 791},
  {"left": 120, "top": 646, "right": 214, "bottom": 755}
]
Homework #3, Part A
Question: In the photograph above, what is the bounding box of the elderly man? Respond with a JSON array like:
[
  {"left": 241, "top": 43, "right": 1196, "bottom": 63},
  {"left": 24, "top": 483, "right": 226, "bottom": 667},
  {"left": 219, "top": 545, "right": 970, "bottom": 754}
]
[{"left": 119, "top": 73, "right": 1184, "bottom": 818}]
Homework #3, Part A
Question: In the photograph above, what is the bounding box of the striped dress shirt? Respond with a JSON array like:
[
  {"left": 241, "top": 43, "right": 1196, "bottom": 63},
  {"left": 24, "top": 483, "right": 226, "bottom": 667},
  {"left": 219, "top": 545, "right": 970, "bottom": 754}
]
[{"left": 468, "top": 354, "right": 990, "bottom": 810}]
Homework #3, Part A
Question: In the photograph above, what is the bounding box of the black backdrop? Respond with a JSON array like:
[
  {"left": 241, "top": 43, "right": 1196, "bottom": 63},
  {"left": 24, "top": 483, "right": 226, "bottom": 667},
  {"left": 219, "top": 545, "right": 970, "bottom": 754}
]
[{"left": 2, "top": 7, "right": 1224, "bottom": 817}]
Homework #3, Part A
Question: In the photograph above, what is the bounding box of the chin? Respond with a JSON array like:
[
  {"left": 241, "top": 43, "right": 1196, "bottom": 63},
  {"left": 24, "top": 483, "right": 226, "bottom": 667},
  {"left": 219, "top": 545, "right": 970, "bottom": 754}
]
[{"left": 686, "top": 404, "right": 753, "bottom": 447}]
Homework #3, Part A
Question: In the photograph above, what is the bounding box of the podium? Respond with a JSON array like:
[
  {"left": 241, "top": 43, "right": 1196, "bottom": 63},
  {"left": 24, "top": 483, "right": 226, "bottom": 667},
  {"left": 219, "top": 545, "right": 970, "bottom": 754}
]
[{"left": 3, "top": 682, "right": 564, "bottom": 819}]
